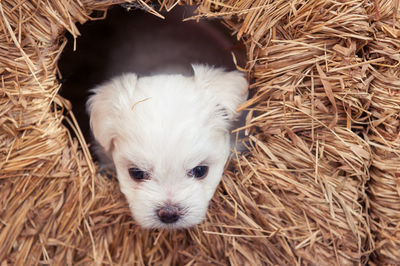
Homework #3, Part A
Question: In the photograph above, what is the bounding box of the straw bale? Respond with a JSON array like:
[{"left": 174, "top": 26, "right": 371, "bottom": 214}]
[
  {"left": 0, "top": 0, "right": 95, "bottom": 264},
  {"left": 0, "top": 0, "right": 399, "bottom": 264},
  {"left": 368, "top": 143, "right": 400, "bottom": 264},
  {"left": 363, "top": 6, "right": 400, "bottom": 263},
  {"left": 228, "top": 126, "right": 373, "bottom": 265},
  {"left": 235, "top": 0, "right": 377, "bottom": 132}
]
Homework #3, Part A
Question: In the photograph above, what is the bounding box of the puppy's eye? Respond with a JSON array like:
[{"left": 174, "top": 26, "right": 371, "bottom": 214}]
[
  {"left": 188, "top": 165, "right": 209, "bottom": 179},
  {"left": 128, "top": 168, "right": 149, "bottom": 181}
]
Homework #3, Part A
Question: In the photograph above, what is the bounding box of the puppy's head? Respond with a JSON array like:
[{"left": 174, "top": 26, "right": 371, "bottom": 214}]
[{"left": 87, "top": 65, "right": 248, "bottom": 228}]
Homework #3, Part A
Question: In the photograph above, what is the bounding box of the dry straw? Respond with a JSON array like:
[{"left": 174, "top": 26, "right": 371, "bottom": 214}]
[
  {"left": 0, "top": 0, "right": 399, "bottom": 265},
  {"left": 364, "top": 9, "right": 400, "bottom": 264}
]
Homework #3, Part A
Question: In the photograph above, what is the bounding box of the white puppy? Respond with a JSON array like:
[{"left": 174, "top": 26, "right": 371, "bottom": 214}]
[{"left": 87, "top": 64, "right": 247, "bottom": 228}]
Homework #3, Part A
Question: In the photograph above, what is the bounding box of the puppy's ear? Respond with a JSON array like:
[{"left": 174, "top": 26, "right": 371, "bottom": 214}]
[
  {"left": 192, "top": 64, "right": 248, "bottom": 119},
  {"left": 86, "top": 74, "right": 138, "bottom": 153}
]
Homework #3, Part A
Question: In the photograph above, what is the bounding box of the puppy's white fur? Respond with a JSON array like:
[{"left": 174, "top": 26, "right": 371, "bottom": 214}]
[{"left": 87, "top": 64, "right": 247, "bottom": 228}]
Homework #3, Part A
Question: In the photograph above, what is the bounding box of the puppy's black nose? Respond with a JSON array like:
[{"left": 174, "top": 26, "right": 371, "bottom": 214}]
[{"left": 157, "top": 205, "right": 180, "bottom": 224}]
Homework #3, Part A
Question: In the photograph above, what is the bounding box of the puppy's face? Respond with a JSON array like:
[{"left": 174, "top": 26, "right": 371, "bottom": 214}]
[{"left": 88, "top": 65, "right": 248, "bottom": 228}]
